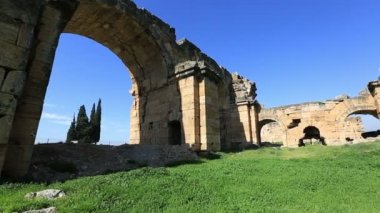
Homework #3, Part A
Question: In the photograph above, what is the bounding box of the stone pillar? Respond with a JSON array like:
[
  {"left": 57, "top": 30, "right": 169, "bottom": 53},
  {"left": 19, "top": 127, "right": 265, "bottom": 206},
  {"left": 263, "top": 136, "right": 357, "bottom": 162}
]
[
  {"left": 232, "top": 103, "right": 254, "bottom": 145},
  {"left": 0, "top": 1, "right": 42, "bottom": 177},
  {"left": 129, "top": 95, "right": 142, "bottom": 145},
  {"left": 3, "top": 4, "right": 68, "bottom": 177},
  {"left": 199, "top": 76, "right": 220, "bottom": 151},
  {"left": 228, "top": 73, "right": 258, "bottom": 149},
  {"left": 175, "top": 61, "right": 221, "bottom": 152},
  {"left": 179, "top": 76, "right": 201, "bottom": 150},
  {"left": 250, "top": 102, "right": 260, "bottom": 145},
  {"left": 175, "top": 62, "right": 201, "bottom": 150}
]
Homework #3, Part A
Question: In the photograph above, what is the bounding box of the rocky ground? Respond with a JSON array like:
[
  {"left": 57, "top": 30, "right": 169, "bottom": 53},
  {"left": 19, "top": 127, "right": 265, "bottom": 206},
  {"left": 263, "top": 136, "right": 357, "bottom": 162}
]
[{"left": 26, "top": 143, "right": 199, "bottom": 182}]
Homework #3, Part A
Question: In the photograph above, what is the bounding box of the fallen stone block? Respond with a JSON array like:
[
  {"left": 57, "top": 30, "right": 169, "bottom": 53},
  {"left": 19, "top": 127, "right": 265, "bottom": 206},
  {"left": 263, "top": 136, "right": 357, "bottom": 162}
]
[{"left": 25, "top": 189, "right": 65, "bottom": 200}]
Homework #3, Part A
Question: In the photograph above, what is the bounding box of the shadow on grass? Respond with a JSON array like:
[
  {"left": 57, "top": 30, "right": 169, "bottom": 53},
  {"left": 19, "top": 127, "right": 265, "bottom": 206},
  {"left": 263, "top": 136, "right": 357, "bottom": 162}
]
[
  {"left": 260, "top": 142, "right": 283, "bottom": 148},
  {"left": 165, "top": 160, "right": 204, "bottom": 168},
  {"left": 197, "top": 151, "right": 223, "bottom": 160},
  {"left": 0, "top": 159, "right": 204, "bottom": 185}
]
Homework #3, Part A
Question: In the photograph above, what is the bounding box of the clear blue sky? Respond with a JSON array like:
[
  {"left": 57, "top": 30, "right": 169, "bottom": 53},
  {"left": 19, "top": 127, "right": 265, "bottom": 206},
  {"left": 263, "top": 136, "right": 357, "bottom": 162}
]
[{"left": 36, "top": 0, "right": 380, "bottom": 144}]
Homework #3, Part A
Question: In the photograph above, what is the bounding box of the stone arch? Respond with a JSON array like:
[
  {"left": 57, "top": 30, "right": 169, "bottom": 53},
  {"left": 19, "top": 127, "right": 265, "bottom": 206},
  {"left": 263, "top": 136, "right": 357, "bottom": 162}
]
[
  {"left": 299, "top": 126, "right": 325, "bottom": 146},
  {"left": 258, "top": 117, "right": 287, "bottom": 145},
  {"left": 62, "top": 0, "right": 178, "bottom": 91},
  {"left": 341, "top": 108, "right": 378, "bottom": 120},
  {"left": 2, "top": 0, "right": 182, "bottom": 177},
  {"left": 340, "top": 107, "right": 379, "bottom": 142}
]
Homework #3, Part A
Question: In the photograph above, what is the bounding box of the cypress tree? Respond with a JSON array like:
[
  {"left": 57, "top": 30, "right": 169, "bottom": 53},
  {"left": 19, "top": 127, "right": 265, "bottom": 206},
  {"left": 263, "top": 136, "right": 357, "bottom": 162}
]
[
  {"left": 76, "top": 105, "right": 91, "bottom": 143},
  {"left": 94, "top": 99, "right": 102, "bottom": 143},
  {"left": 66, "top": 115, "right": 77, "bottom": 143},
  {"left": 90, "top": 103, "right": 96, "bottom": 125},
  {"left": 89, "top": 103, "right": 96, "bottom": 143}
]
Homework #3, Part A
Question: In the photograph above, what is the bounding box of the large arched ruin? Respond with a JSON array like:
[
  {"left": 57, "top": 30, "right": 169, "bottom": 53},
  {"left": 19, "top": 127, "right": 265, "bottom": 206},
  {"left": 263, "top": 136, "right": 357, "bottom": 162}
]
[
  {"left": 0, "top": 0, "right": 259, "bottom": 178},
  {"left": 1, "top": 0, "right": 380, "bottom": 179}
]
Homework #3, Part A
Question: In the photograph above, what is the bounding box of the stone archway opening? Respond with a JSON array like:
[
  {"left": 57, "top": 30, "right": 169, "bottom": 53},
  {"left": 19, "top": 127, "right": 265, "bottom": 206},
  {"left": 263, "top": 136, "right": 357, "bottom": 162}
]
[
  {"left": 259, "top": 119, "right": 284, "bottom": 147},
  {"left": 168, "top": 120, "right": 182, "bottom": 145},
  {"left": 2, "top": 0, "right": 178, "bottom": 178},
  {"left": 35, "top": 33, "right": 132, "bottom": 145},
  {"left": 299, "top": 126, "right": 325, "bottom": 146},
  {"left": 345, "top": 110, "right": 380, "bottom": 140}
]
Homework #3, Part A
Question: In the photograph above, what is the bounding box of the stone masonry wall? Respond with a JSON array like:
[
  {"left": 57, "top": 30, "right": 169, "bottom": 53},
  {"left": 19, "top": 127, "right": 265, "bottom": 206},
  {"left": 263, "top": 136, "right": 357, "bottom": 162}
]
[
  {"left": 2, "top": 0, "right": 380, "bottom": 179},
  {"left": 261, "top": 117, "right": 364, "bottom": 144},
  {"left": 0, "top": 0, "right": 44, "bottom": 177}
]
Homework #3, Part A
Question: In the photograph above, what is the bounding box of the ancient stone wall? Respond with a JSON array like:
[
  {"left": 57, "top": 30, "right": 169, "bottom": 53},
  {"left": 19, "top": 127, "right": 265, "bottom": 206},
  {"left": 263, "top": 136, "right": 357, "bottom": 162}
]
[
  {"left": 225, "top": 73, "right": 259, "bottom": 150},
  {"left": 0, "top": 0, "right": 260, "bottom": 178},
  {"left": 260, "top": 122, "right": 283, "bottom": 143},
  {"left": 1, "top": 0, "right": 380, "bottom": 179},
  {"left": 261, "top": 117, "right": 364, "bottom": 143},
  {"left": 258, "top": 89, "right": 379, "bottom": 147}
]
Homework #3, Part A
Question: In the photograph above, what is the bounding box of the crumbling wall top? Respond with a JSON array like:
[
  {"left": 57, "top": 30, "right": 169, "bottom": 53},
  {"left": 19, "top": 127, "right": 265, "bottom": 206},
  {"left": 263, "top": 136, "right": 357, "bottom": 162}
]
[{"left": 230, "top": 73, "right": 257, "bottom": 104}]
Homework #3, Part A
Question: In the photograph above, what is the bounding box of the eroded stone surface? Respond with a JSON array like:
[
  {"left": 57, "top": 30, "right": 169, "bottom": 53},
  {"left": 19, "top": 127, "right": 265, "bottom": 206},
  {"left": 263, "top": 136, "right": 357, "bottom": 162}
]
[
  {"left": 0, "top": 93, "right": 17, "bottom": 116},
  {"left": 1, "top": 70, "right": 26, "bottom": 97},
  {"left": 25, "top": 189, "right": 65, "bottom": 200}
]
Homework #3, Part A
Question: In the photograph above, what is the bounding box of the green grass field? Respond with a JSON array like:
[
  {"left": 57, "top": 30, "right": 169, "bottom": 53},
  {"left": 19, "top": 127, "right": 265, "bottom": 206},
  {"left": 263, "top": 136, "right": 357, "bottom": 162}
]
[{"left": 1, "top": 142, "right": 380, "bottom": 212}]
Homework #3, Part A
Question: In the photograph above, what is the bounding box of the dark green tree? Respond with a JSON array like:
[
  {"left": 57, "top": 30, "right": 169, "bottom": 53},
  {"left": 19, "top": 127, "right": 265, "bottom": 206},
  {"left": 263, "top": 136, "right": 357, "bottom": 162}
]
[
  {"left": 66, "top": 115, "right": 77, "bottom": 143},
  {"left": 93, "top": 99, "right": 102, "bottom": 143},
  {"left": 89, "top": 103, "right": 96, "bottom": 143},
  {"left": 76, "top": 105, "right": 92, "bottom": 143}
]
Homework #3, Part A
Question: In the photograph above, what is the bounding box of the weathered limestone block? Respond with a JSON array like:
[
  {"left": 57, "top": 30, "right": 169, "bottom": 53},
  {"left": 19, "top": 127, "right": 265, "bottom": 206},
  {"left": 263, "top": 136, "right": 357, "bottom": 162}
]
[
  {"left": 17, "top": 24, "right": 35, "bottom": 48},
  {"left": 3, "top": 144, "right": 34, "bottom": 177},
  {"left": 1, "top": 70, "right": 26, "bottom": 97},
  {"left": 0, "top": 93, "right": 17, "bottom": 117},
  {"left": 0, "top": 0, "right": 43, "bottom": 25},
  {"left": 0, "top": 115, "right": 16, "bottom": 145},
  {"left": 0, "top": 92, "right": 17, "bottom": 176},
  {"left": 0, "top": 21, "right": 19, "bottom": 44},
  {"left": 231, "top": 73, "right": 256, "bottom": 103},
  {"left": 25, "top": 189, "right": 66, "bottom": 200},
  {"left": 34, "top": 42, "right": 58, "bottom": 65},
  {"left": 0, "top": 40, "right": 29, "bottom": 70}
]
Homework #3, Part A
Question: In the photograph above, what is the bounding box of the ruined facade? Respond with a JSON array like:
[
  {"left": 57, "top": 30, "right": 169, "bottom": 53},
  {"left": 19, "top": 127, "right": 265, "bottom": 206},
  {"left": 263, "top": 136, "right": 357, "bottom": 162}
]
[
  {"left": 1, "top": 0, "right": 380, "bottom": 179},
  {"left": 258, "top": 86, "right": 380, "bottom": 147},
  {"left": 0, "top": 0, "right": 259, "bottom": 178},
  {"left": 261, "top": 109, "right": 365, "bottom": 144}
]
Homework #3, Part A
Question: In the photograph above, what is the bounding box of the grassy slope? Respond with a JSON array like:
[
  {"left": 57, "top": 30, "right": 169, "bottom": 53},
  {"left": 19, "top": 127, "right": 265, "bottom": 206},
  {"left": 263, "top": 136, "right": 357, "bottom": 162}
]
[{"left": 1, "top": 142, "right": 380, "bottom": 212}]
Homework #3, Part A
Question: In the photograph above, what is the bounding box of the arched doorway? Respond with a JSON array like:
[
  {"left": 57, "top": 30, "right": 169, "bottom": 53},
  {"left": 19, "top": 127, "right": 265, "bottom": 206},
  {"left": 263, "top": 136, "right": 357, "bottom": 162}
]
[
  {"left": 299, "top": 126, "right": 325, "bottom": 146},
  {"left": 344, "top": 110, "right": 380, "bottom": 140},
  {"left": 35, "top": 33, "right": 132, "bottom": 145},
  {"left": 168, "top": 121, "right": 182, "bottom": 145},
  {"left": 259, "top": 119, "right": 285, "bottom": 147},
  {"left": 2, "top": 0, "right": 179, "bottom": 177}
]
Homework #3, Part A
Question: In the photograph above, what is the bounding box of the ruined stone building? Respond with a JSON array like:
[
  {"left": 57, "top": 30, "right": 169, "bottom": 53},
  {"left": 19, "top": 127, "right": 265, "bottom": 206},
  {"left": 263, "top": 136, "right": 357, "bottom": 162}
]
[
  {"left": 260, "top": 105, "right": 364, "bottom": 144},
  {"left": 1, "top": 0, "right": 380, "bottom": 178},
  {"left": 257, "top": 86, "right": 380, "bottom": 147}
]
